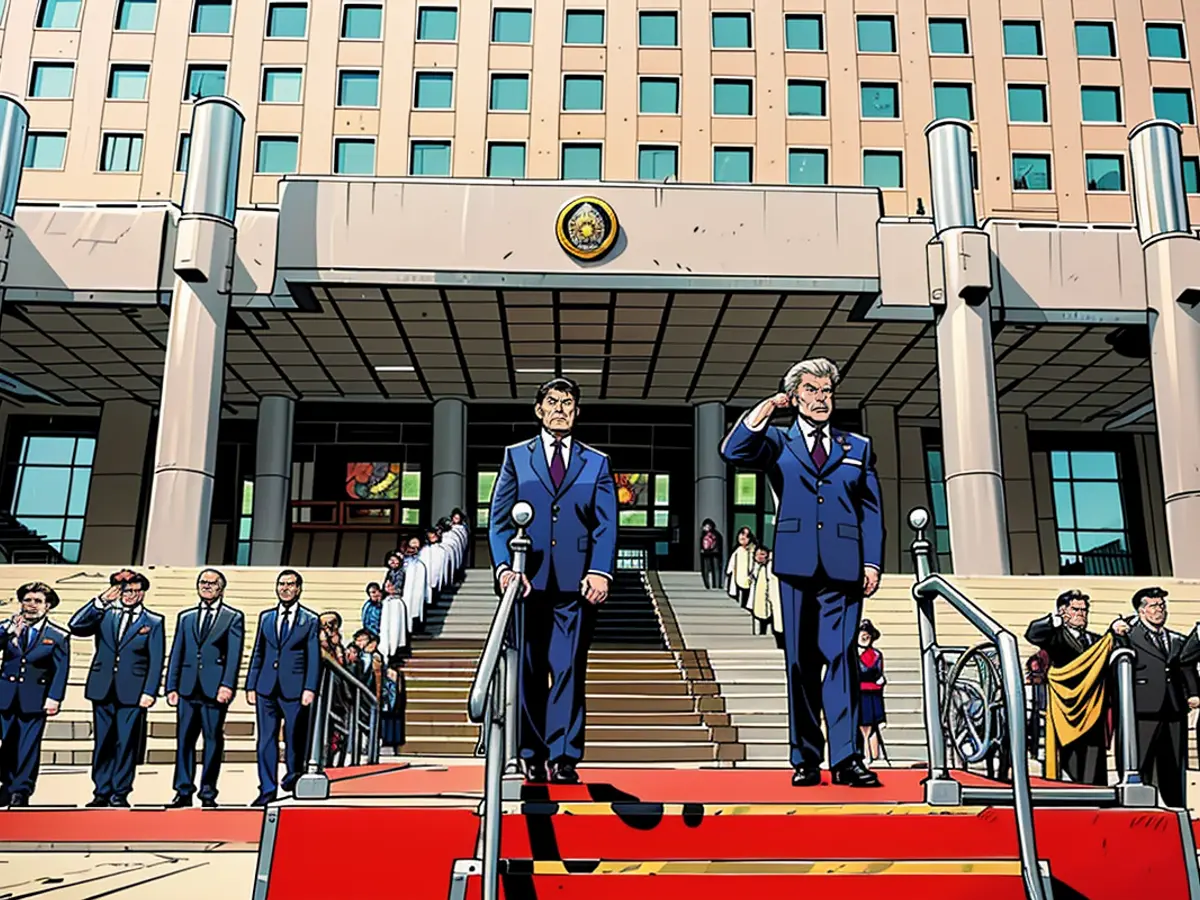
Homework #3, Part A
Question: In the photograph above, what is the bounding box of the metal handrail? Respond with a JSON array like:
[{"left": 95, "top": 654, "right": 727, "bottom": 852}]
[
  {"left": 469, "top": 501, "right": 534, "bottom": 900},
  {"left": 294, "top": 650, "right": 382, "bottom": 799},
  {"left": 908, "top": 508, "right": 1046, "bottom": 900}
]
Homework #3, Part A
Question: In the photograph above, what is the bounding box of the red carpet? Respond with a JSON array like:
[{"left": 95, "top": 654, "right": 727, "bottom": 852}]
[{"left": 0, "top": 806, "right": 263, "bottom": 844}]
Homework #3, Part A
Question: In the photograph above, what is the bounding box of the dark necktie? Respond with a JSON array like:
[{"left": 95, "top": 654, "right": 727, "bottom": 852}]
[
  {"left": 200, "top": 606, "right": 214, "bottom": 640},
  {"left": 550, "top": 439, "right": 566, "bottom": 489},
  {"left": 279, "top": 607, "right": 292, "bottom": 644},
  {"left": 119, "top": 611, "right": 133, "bottom": 642},
  {"left": 810, "top": 428, "right": 828, "bottom": 469},
  {"left": 1159, "top": 630, "right": 1170, "bottom": 656},
  {"left": 22, "top": 625, "right": 34, "bottom": 653}
]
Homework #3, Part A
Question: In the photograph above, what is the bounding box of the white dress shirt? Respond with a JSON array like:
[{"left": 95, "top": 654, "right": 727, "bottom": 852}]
[
  {"left": 197, "top": 600, "right": 222, "bottom": 635},
  {"left": 542, "top": 429, "right": 572, "bottom": 469},
  {"left": 117, "top": 604, "right": 143, "bottom": 641},
  {"left": 276, "top": 602, "right": 298, "bottom": 639}
]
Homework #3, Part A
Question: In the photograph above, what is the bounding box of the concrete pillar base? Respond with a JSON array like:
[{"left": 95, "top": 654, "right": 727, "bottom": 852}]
[
  {"left": 693, "top": 402, "right": 728, "bottom": 569},
  {"left": 432, "top": 398, "right": 467, "bottom": 523},
  {"left": 251, "top": 396, "right": 295, "bottom": 567}
]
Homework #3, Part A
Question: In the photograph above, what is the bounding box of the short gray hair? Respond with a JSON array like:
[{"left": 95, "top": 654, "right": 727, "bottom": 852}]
[{"left": 782, "top": 358, "right": 841, "bottom": 394}]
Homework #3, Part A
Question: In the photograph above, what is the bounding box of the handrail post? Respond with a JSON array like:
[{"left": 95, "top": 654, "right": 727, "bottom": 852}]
[
  {"left": 503, "top": 516, "right": 532, "bottom": 781},
  {"left": 1112, "top": 647, "right": 1158, "bottom": 807},
  {"left": 481, "top": 655, "right": 506, "bottom": 900},
  {"left": 351, "top": 690, "right": 362, "bottom": 766},
  {"left": 909, "top": 508, "right": 961, "bottom": 806},
  {"left": 295, "top": 666, "right": 331, "bottom": 800}
]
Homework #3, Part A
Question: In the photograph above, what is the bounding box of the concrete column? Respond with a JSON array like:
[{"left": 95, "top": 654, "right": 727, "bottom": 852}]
[
  {"left": 143, "top": 98, "right": 244, "bottom": 566},
  {"left": 431, "top": 398, "right": 467, "bottom": 522},
  {"left": 250, "top": 395, "right": 295, "bottom": 566},
  {"left": 925, "top": 119, "right": 1010, "bottom": 575},
  {"left": 1129, "top": 119, "right": 1200, "bottom": 577},
  {"left": 999, "top": 413, "right": 1042, "bottom": 574},
  {"left": 897, "top": 424, "right": 931, "bottom": 574},
  {"left": 861, "top": 405, "right": 900, "bottom": 573},
  {"left": 694, "top": 402, "right": 728, "bottom": 569},
  {"left": 80, "top": 400, "right": 154, "bottom": 564}
]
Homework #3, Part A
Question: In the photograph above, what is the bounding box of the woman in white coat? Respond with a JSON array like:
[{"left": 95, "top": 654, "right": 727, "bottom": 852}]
[{"left": 726, "top": 526, "right": 757, "bottom": 608}]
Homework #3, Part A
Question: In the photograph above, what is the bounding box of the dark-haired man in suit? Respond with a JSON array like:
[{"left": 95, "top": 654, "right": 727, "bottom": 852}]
[
  {"left": 1112, "top": 586, "right": 1200, "bottom": 808},
  {"left": 1025, "top": 589, "right": 1110, "bottom": 785},
  {"left": 165, "top": 568, "right": 245, "bottom": 808},
  {"left": 69, "top": 569, "right": 165, "bottom": 807},
  {"left": 245, "top": 569, "right": 320, "bottom": 806},
  {"left": 488, "top": 377, "right": 618, "bottom": 785},
  {"left": 0, "top": 582, "right": 70, "bottom": 806}
]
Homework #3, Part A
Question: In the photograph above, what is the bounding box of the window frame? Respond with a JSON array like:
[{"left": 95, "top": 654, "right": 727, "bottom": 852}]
[
  {"left": 416, "top": 5, "right": 458, "bottom": 42},
  {"left": 710, "top": 10, "right": 753, "bottom": 50},
  {"left": 1006, "top": 82, "right": 1050, "bottom": 125},
  {"left": 785, "top": 78, "right": 828, "bottom": 119},
  {"left": 1145, "top": 20, "right": 1188, "bottom": 61},
  {"left": 1046, "top": 446, "right": 1138, "bottom": 576},
  {"left": 1080, "top": 85, "right": 1123, "bottom": 125},
  {"left": 332, "top": 136, "right": 377, "bottom": 176},
  {"left": 114, "top": 0, "right": 158, "bottom": 32},
  {"left": 9, "top": 433, "right": 98, "bottom": 564},
  {"left": 260, "top": 65, "right": 305, "bottom": 104},
  {"left": 860, "top": 80, "right": 901, "bottom": 121},
  {"left": 636, "top": 143, "right": 680, "bottom": 182},
  {"left": 1011, "top": 152, "right": 1054, "bottom": 193},
  {"left": 264, "top": 0, "right": 309, "bottom": 39},
  {"left": 562, "top": 8, "right": 605, "bottom": 46},
  {"left": 28, "top": 60, "right": 77, "bottom": 100},
  {"left": 35, "top": 0, "right": 83, "bottom": 30},
  {"left": 337, "top": 67, "right": 383, "bottom": 109},
  {"left": 340, "top": 1, "right": 383, "bottom": 41},
  {"left": 928, "top": 16, "right": 970, "bottom": 56},
  {"left": 855, "top": 14, "right": 897, "bottom": 54},
  {"left": 409, "top": 138, "right": 454, "bottom": 177},
  {"left": 932, "top": 81, "right": 975, "bottom": 121},
  {"left": 485, "top": 140, "right": 528, "bottom": 178},
  {"left": 712, "top": 145, "right": 754, "bottom": 184},
  {"left": 411, "top": 69, "right": 454, "bottom": 111},
  {"left": 254, "top": 133, "right": 301, "bottom": 175},
  {"left": 490, "top": 7, "right": 532, "bottom": 45},
  {"left": 1084, "top": 153, "right": 1128, "bottom": 193},
  {"left": 637, "top": 10, "right": 678, "bottom": 48},
  {"left": 106, "top": 62, "right": 151, "bottom": 102},
  {"left": 1074, "top": 18, "right": 1118, "bottom": 59},
  {"left": 175, "top": 131, "right": 191, "bottom": 173},
  {"left": 1001, "top": 19, "right": 1044, "bottom": 58},
  {"left": 97, "top": 131, "right": 146, "bottom": 174},
  {"left": 488, "top": 71, "right": 531, "bottom": 113},
  {"left": 862, "top": 148, "right": 905, "bottom": 190},
  {"left": 559, "top": 140, "right": 604, "bottom": 180},
  {"left": 638, "top": 76, "right": 681, "bottom": 116},
  {"left": 786, "top": 146, "right": 830, "bottom": 186},
  {"left": 712, "top": 76, "right": 755, "bottom": 118},
  {"left": 183, "top": 62, "right": 229, "bottom": 101},
  {"left": 1152, "top": 87, "right": 1195, "bottom": 125},
  {"left": 1183, "top": 155, "right": 1200, "bottom": 194},
  {"left": 23, "top": 132, "right": 69, "bottom": 171},
  {"left": 190, "top": 0, "right": 234, "bottom": 35},
  {"left": 561, "top": 72, "right": 605, "bottom": 114},
  {"left": 783, "top": 12, "right": 824, "bottom": 52}
]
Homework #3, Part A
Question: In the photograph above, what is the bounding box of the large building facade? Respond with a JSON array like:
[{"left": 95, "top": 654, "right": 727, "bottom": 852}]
[{"left": 0, "top": 0, "right": 1198, "bottom": 582}]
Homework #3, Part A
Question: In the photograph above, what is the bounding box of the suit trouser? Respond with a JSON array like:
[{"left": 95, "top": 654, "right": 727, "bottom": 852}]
[
  {"left": 255, "top": 694, "right": 310, "bottom": 797},
  {"left": 518, "top": 587, "right": 596, "bottom": 765},
  {"left": 700, "top": 555, "right": 721, "bottom": 589},
  {"left": 1137, "top": 717, "right": 1186, "bottom": 807},
  {"left": 92, "top": 698, "right": 144, "bottom": 800},
  {"left": 173, "top": 695, "right": 228, "bottom": 800},
  {"left": 0, "top": 708, "right": 47, "bottom": 796},
  {"left": 778, "top": 571, "right": 863, "bottom": 769},
  {"left": 1058, "top": 721, "right": 1107, "bottom": 786}
]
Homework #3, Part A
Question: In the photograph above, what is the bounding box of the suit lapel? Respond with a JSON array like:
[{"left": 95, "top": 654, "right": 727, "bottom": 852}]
[
  {"left": 1136, "top": 624, "right": 1166, "bottom": 660},
  {"left": 555, "top": 443, "right": 587, "bottom": 497},
  {"left": 265, "top": 608, "right": 279, "bottom": 648},
  {"left": 527, "top": 438, "right": 557, "bottom": 498},
  {"left": 825, "top": 429, "right": 849, "bottom": 472},
  {"left": 105, "top": 608, "right": 120, "bottom": 649},
  {"left": 782, "top": 424, "right": 820, "bottom": 477},
  {"left": 119, "top": 609, "right": 146, "bottom": 650}
]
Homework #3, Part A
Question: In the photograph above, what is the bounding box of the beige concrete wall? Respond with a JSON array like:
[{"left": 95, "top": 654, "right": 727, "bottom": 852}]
[{"left": 5, "top": 0, "right": 1200, "bottom": 221}]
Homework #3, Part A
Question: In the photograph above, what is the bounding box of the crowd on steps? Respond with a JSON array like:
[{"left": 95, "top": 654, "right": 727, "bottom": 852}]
[{"left": 0, "top": 509, "right": 472, "bottom": 809}]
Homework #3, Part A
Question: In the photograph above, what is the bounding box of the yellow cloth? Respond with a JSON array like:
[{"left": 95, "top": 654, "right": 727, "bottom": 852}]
[{"left": 1043, "top": 632, "right": 1113, "bottom": 780}]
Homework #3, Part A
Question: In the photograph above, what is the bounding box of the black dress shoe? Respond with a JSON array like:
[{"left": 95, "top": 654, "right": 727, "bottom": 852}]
[
  {"left": 200, "top": 797, "right": 218, "bottom": 809},
  {"left": 251, "top": 793, "right": 276, "bottom": 807},
  {"left": 549, "top": 763, "right": 580, "bottom": 785},
  {"left": 523, "top": 761, "right": 548, "bottom": 784},
  {"left": 168, "top": 794, "right": 193, "bottom": 808},
  {"left": 791, "top": 766, "right": 821, "bottom": 787},
  {"left": 831, "top": 758, "right": 881, "bottom": 788},
  {"left": 0, "top": 789, "right": 11, "bottom": 807},
  {"left": 86, "top": 796, "right": 111, "bottom": 808},
  {"left": 109, "top": 796, "right": 131, "bottom": 808},
  {"left": 8, "top": 793, "right": 28, "bottom": 807}
]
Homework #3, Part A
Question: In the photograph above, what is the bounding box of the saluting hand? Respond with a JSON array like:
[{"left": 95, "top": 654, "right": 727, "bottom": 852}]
[{"left": 747, "top": 393, "right": 792, "bottom": 429}]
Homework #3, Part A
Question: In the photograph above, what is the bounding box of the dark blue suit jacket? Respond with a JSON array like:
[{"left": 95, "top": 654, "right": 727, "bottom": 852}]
[
  {"left": 0, "top": 619, "right": 69, "bottom": 715},
  {"left": 488, "top": 433, "right": 618, "bottom": 593},
  {"left": 244, "top": 606, "right": 321, "bottom": 701},
  {"left": 166, "top": 604, "right": 246, "bottom": 701},
  {"left": 68, "top": 601, "right": 166, "bottom": 706},
  {"left": 721, "top": 419, "right": 884, "bottom": 584}
]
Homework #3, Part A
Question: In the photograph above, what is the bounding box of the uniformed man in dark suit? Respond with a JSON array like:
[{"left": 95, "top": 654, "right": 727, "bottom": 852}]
[
  {"left": 1113, "top": 587, "right": 1200, "bottom": 808},
  {"left": 165, "top": 568, "right": 245, "bottom": 808},
  {"left": 0, "top": 582, "right": 70, "bottom": 806},
  {"left": 68, "top": 569, "right": 166, "bottom": 808},
  {"left": 1025, "top": 589, "right": 1110, "bottom": 785}
]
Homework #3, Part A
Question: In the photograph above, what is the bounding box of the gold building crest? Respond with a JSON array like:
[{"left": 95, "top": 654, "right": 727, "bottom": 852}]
[{"left": 555, "top": 196, "right": 619, "bottom": 261}]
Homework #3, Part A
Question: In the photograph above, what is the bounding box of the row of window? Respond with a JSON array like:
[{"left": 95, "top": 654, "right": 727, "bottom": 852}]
[
  {"left": 30, "top": 0, "right": 1198, "bottom": 63},
  {"left": 25, "top": 59, "right": 1200, "bottom": 129},
  {"left": 29, "top": 126, "right": 1200, "bottom": 197}
]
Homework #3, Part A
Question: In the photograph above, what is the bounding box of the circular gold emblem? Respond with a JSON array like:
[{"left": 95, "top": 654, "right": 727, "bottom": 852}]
[{"left": 555, "top": 196, "right": 619, "bottom": 261}]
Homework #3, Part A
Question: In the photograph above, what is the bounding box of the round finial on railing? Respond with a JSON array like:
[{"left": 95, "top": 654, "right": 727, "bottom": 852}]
[
  {"left": 909, "top": 507, "right": 930, "bottom": 534},
  {"left": 511, "top": 501, "right": 534, "bottom": 528}
]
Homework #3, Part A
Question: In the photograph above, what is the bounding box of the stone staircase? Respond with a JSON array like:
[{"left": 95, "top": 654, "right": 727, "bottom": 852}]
[{"left": 397, "top": 569, "right": 738, "bottom": 762}]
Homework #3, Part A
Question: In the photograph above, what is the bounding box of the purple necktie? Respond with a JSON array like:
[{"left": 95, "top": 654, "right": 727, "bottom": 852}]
[
  {"left": 550, "top": 440, "right": 566, "bottom": 489},
  {"left": 810, "top": 429, "right": 828, "bottom": 469}
]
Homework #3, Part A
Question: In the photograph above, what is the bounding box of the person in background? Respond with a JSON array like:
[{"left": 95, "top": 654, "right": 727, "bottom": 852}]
[
  {"left": 68, "top": 569, "right": 165, "bottom": 808},
  {"left": 380, "top": 665, "right": 406, "bottom": 755},
  {"left": 725, "top": 526, "right": 756, "bottom": 608},
  {"left": 857, "top": 620, "right": 886, "bottom": 765},
  {"left": 377, "top": 555, "right": 409, "bottom": 663},
  {"left": 450, "top": 508, "right": 472, "bottom": 578},
  {"left": 749, "top": 546, "right": 775, "bottom": 635},
  {"left": 361, "top": 582, "right": 384, "bottom": 638},
  {"left": 402, "top": 536, "right": 430, "bottom": 645},
  {"left": 0, "top": 583, "right": 69, "bottom": 807},
  {"left": 699, "top": 519, "right": 724, "bottom": 590},
  {"left": 1026, "top": 650, "right": 1050, "bottom": 761},
  {"left": 348, "top": 628, "right": 381, "bottom": 697},
  {"left": 439, "top": 516, "right": 465, "bottom": 586}
]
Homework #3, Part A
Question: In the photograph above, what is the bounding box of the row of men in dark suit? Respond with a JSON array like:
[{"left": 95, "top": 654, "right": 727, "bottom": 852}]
[
  {"left": 1026, "top": 586, "right": 1200, "bottom": 807},
  {"left": 0, "top": 567, "right": 321, "bottom": 807}
]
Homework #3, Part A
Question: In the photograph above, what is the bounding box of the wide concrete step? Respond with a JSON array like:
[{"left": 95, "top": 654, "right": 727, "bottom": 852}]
[
  {"left": 395, "top": 737, "right": 721, "bottom": 761},
  {"left": 406, "top": 695, "right": 697, "bottom": 713},
  {"left": 407, "top": 681, "right": 693, "bottom": 700},
  {"left": 407, "top": 723, "right": 711, "bottom": 742}
]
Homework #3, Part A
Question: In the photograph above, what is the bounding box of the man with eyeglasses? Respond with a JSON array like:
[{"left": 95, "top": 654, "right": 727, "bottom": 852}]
[
  {"left": 68, "top": 569, "right": 165, "bottom": 808},
  {"left": 1112, "top": 587, "right": 1200, "bottom": 808},
  {"left": 165, "top": 569, "right": 245, "bottom": 808}
]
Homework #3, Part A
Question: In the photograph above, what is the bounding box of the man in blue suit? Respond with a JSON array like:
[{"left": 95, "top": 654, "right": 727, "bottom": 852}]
[
  {"left": 721, "top": 357, "right": 884, "bottom": 788},
  {"left": 165, "top": 568, "right": 245, "bottom": 808},
  {"left": 0, "top": 582, "right": 69, "bottom": 806},
  {"left": 489, "top": 377, "right": 618, "bottom": 785},
  {"left": 245, "top": 569, "right": 320, "bottom": 806},
  {"left": 68, "top": 569, "right": 166, "bottom": 807}
]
